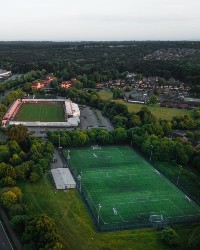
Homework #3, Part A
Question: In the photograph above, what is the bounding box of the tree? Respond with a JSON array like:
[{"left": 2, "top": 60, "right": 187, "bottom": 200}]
[
  {"left": 0, "top": 163, "right": 16, "bottom": 179},
  {"left": 60, "top": 133, "right": 71, "bottom": 147},
  {"left": 8, "top": 204, "right": 24, "bottom": 217},
  {"left": 29, "top": 172, "right": 40, "bottom": 183},
  {"left": 192, "top": 156, "right": 200, "bottom": 169},
  {"left": 15, "top": 162, "right": 31, "bottom": 180},
  {"left": 0, "top": 104, "right": 7, "bottom": 120},
  {"left": 149, "top": 95, "right": 158, "bottom": 104},
  {"left": 7, "top": 140, "right": 21, "bottom": 154},
  {"left": 11, "top": 215, "right": 30, "bottom": 236},
  {"left": 9, "top": 187, "right": 23, "bottom": 202},
  {"left": 113, "top": 115, "right": 128, "bottom": 128},
  {"left": 193, "top": 108, "right": 200, "bottom": 119},
  {"left": 0, "top": 176, "right": 16, "bottom": 187},
  {"left": 161, "top": 227, "right": 179, "bottom": 247},
  {"left": 23, "top": 82, "right": 31, "bottom": 92},
  {"left": 72, "top": 131, "right": 88, "bottom": 146},
  {"left": 1, "top": 191, "right": 18, "bottom": 209},
  {"left": 137, "top": 107, "right": 156, "bottom": 125},
  {"left": 5, "top": 124, "right": 30, "bottom": 144},
  {"left": 96, "top": 129, "right": 112, "bottom": 144},
  {"left": 9, "top": 153, "right": 22, "bottom": 166},
  {"left": 112, "top": 128, "right": 127, "bottom": 143},
  {"left": 129, "top": 113, "right": 141, "bottom": 127},
  {"left": 22, "top": 214, "right": 63, "bottom": 250},
  {"left": 113, "top": 88, "right": 124, "bottom": 99},
  {"left": 0, "top": 145, "right": 11, "bottom": 163}
]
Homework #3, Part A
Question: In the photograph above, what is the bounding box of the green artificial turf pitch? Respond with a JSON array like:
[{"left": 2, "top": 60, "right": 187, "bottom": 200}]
[
  {"left": 14, "top": 103, "right": 65, "bottom": 122},
  {"left": 63, "top": 146, "right": 200, "bottom": 231}
]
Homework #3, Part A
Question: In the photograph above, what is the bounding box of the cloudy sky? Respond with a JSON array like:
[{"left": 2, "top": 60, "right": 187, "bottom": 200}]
[{"left": 1, "top": 0, "right": 200, "bottom": 41}]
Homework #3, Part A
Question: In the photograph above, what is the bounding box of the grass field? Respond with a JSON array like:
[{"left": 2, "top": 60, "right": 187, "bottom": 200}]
[
  {"left": 14, "top": 103, "right": 65, "bottom": 122},
  {"left": 63, "top": 146, "right": 200, "bottom": 231},
  {"left": 19, "top": 175, "right": 200, "bottom": 250},
  {"left": 113, "top": 100, "right": 192, "bottom": 120},
  {"left": 97, "top": 89, "right": 113, "bottom": 100}
]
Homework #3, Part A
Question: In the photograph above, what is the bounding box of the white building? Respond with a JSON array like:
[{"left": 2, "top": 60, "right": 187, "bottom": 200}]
[{"left": 51, "top": 168, "right": 76, "bottom": 189}]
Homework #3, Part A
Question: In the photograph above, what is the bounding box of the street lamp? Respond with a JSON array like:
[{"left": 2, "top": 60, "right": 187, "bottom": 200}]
[
  {"left": 97, "top": 203, "right": 101, "bottom": 225},
  {"left": 177, "top": 165, "right": 182, "bottom": 185},
  {"left": 150, "top": 145, "right": 154, "bottom": 163}
]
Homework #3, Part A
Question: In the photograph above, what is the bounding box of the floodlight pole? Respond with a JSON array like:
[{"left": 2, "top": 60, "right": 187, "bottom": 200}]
[
  {"left": 58, "top": 132, "right": 61, "bottom": 149},
  {"left": 176, "top": 165, "right": 182, "bottom": 186},
  {"left": 58, "top": 132, "right": 62, "bottom": 150},
  {"left": 97, "top": 203, "right": 101, "bottom": 225},
  {"left": 131, "top": 131, "right": 133, "bottom": 146},
  {"left": 78, "top": 172, "right": 83, "bottom": 193},
  {"left": 150, "top": 145, "right": 154, "bottom": 163},
  {"left": 67, "top": 150, "right": 70, "bottom": 165}
]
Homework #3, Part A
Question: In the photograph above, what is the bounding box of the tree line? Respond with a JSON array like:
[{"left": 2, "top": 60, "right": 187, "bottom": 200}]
[{"left": 0, "top": 125, "right": 63, "bottom": 249}]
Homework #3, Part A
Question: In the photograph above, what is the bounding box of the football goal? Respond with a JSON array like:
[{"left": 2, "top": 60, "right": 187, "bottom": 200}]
[
  {"left": 91, "top": 145, "right": 101, "bottom": 150},
  {"left": 149, "top": 214, "right": 164, "bottom": 223}
]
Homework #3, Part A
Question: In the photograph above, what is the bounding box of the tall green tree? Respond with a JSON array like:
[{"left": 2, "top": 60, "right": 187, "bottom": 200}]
[{"left": 5, "top": 124, "right": 30, "bottom": 144}]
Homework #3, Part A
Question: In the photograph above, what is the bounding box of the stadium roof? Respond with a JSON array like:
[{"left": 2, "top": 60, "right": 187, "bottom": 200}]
[{"left": 9, "top": 119, "right": 79, "bottom": 127}]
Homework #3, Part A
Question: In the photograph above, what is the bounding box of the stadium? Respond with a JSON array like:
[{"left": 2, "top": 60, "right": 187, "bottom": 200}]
[{"left": 2, "top": 98, "right": 80, "bottom": 128}]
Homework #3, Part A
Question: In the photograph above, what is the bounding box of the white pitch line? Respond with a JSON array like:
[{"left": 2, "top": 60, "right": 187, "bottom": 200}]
[{"left": 168, "top": 199, "right": 184, "bottom": 215}]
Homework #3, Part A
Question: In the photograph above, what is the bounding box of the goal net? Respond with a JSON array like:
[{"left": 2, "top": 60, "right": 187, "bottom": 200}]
[
  {"left": 91, "top": 145, "right": 101, "bottom": 150},
  {"left": 149, "top": 214, "right": 164, "bottom": 223}
]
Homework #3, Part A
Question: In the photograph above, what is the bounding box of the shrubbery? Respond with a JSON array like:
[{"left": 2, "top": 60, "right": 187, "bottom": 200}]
[
  {"left": 188, "top": 227, "right": 200, "bottom": 250},
  {"left": 161, "top": 227, "right": 179, "bottom": 247}
]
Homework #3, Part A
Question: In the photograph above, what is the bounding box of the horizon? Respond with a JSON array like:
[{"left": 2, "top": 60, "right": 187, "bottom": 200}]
[{"left": 0, "top": 39, "right": 200, "bottom": 42}]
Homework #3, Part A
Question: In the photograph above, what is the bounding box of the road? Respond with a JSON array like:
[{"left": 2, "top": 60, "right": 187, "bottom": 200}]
[
  {"left": 0, "top": 221, "right": 14, "bottom": 250},
  {"left": 51, "top": 149, "right": 65, "bottom": 169}
]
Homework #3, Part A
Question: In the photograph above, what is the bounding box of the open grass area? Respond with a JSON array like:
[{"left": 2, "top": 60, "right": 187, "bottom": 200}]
[
  {"left": 14, "top": 103, "right": 65, "bottom": 122},
  {"left": 19, "top": 175, "right": 200, "bottom": 250},
  {"left": 113, "top": 100, "right": 192, "bottom": 120},
  {"left": 63, "top": 146, "right": 200, "bottom": 231},
  {"left": 97, "top": 89, "right": 113, "bottom": 101}
]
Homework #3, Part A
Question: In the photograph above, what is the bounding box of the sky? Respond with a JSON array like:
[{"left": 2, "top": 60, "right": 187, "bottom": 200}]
[{"left": 0, "top": 0, "right": 200, "bottom": 41}]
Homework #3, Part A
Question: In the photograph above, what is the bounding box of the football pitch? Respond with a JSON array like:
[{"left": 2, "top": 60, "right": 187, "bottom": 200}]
[
  {"left": 14, "top": 103, "right": 65, "bottom": 122},
  {"left": 63, "top": 146, "right": 200, "bottom": 231}
]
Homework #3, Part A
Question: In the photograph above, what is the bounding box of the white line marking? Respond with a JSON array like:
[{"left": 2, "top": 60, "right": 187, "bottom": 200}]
[{"left": 0, "top": 221, "right": 14, "bottom": 250}]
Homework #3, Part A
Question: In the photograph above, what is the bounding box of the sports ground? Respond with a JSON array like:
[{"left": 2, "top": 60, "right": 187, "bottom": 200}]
[
  {"left": 63, "top": 146, "right": 200, "bottom": 231},
  {"left": 14, "top": 103, "right": 65, "bottom": 122}
]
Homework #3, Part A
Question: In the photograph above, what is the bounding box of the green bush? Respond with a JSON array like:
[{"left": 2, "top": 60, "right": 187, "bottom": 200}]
[
  {"left": 188, "top": 227, "right": 200, "bottom": 250},
  {"left": 161, "top": 227, "right": 179, "bottom": 247}
]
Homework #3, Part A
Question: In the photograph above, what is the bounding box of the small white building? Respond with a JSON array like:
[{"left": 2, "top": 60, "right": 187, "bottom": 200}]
[
  {"left": 51, "top": 168, "right": 76, "bottom": 190},
  {"left": 0, "top": 69, "right": 11, "bottom": 78}
]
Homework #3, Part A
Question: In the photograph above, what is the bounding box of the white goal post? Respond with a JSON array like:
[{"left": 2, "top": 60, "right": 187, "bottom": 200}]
[{"left": 149, "top": 214, "right": 164, "bottom": 223}]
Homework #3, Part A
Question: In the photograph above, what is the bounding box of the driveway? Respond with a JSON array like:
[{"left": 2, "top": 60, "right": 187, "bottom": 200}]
[{"left": 51, "top": 149, "right": 65, "bottom": 169}]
